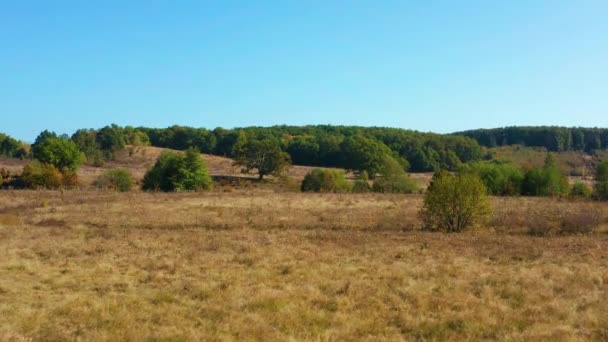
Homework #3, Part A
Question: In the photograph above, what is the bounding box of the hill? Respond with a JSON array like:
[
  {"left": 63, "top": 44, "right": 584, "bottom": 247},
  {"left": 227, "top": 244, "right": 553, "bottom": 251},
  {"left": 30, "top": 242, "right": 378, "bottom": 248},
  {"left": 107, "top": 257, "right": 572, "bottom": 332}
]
[{"left": 3, "top": 146, "right": 428, "bottom": 190}]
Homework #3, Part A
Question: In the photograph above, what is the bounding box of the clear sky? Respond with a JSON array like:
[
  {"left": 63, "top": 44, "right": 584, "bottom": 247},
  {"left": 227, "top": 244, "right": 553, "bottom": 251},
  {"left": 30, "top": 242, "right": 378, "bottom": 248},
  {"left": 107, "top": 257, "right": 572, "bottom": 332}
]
[{"left": 1, "top": 1, "right": 607, "bottom": 141}]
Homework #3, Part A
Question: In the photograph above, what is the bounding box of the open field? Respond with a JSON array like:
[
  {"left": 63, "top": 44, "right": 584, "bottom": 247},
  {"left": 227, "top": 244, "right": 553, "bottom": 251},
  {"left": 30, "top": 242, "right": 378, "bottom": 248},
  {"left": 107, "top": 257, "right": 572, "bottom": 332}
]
[{"left": 1, "top": 190, "right": 608, "bottom": 341}]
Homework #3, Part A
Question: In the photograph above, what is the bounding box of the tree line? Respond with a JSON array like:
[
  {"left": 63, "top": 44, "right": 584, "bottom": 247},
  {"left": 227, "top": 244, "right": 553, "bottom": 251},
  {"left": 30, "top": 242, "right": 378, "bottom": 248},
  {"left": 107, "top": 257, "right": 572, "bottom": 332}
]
[
  {"left": 1, "top": 124, "right": 485, "bottom": 173},
  {"left": 454, "top": 126, "right": 608, "bottom": 152},
  {"left": 76, "top": 124, "right": 483, "bottom": 172}
]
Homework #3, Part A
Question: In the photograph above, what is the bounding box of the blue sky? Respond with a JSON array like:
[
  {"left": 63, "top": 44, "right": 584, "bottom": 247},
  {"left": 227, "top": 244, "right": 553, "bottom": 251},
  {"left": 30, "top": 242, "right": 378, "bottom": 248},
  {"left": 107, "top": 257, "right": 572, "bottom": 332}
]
[{"left": 1, "top": 1, "right": 607, "bottom": 141}]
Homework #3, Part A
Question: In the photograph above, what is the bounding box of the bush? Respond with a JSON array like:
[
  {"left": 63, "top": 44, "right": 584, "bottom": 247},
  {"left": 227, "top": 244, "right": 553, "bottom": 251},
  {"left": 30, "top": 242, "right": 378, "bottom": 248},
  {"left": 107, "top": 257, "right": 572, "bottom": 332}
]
[
  {"left": 595, "top": 181, "right": 608, "bottom": 201},
  {"left": 371, "top": 156, "right": 418, "bottom": 194},
  {"left": 21, "top": 161, "right": 63, "bottom": 189},
  {"left": 419, "top": 171, "right": 491, "bottom": 232},
  {"left": 61, "top": 169, "right": 79, "bottom": 188},
  {"left": 594, "top": 161, "right": 608, "bottom": 200},
  {"left": 372, "top": 174, "right": 418, "bottom": 193},
  {"left": 570, "top": 182, "right": 592, "bottom": 198},
  {"left": 96, "top": 169, "right": 133, "bottom": 192},
  {"left": 301, "top": 168, "right": 351, "bottom": 193},
  {"left": 460, "top": 162, "right": 523, "bottom": 196},
  {"left": 522, "top": 154, "right": 569, "bottom": 196},
  {"left": 352, "top": 171, "right": 371, "bottom": 193},
  {"left": 142, "top": 148, "right": 213, "bottom": 192}
]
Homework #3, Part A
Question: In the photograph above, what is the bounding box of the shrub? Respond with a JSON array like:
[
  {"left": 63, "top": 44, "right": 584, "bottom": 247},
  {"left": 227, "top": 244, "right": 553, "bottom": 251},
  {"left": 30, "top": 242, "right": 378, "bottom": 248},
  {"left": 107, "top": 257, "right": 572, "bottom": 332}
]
[
  {"left": 352, "top": 171, "right": 371, "bottom": 193},
  {"left": 61, "top": 169, "right": 79, "bottom": 188},
  {"left": 142, "top": 148, "right": 213, "bottom": 192},
  {"left": 419, "top": 171, "right": 491, "bottom": 232},
  {"left": 96, "top": 169, "right": 133, "bottom": 192},
  {"left": 522, "top": 154, "right": 569, "bottom": 196},
  {"left": 460, "top": 162, "right": 524, "bottom": 196},
  {"left": 372, "top": 174, "right": 418, "bottom": 193},
  {"left": 372, "top": 156, "right": 418, "bottom": 194},
  {"left": 595, "top": 181, "right": 608, "bottom": 201},
  {"left": 301, "top": 168, "right": 351, "bottom": 193},
  {"left": 594, "top": 161, "right": 608, "bottom": 200},
  {"left": 21, "top": 161, "right": 63, "bottom": 189},
  {"left": 570, "top": 182, "right": 592, "bottom": 198}
]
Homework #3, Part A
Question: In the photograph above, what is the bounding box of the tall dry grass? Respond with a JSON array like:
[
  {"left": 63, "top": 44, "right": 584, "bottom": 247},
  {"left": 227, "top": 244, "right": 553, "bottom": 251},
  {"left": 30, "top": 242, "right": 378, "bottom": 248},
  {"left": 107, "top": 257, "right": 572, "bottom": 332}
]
[{"left": 0, "top": 190, "right": 607, "bottom": 340}]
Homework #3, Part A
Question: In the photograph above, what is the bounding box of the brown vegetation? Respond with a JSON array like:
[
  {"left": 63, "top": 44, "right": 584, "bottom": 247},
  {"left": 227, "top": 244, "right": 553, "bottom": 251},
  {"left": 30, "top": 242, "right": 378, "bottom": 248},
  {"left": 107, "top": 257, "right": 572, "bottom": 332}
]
[{"left": 0, "top": 190, "right": 607, "bottom": 340}]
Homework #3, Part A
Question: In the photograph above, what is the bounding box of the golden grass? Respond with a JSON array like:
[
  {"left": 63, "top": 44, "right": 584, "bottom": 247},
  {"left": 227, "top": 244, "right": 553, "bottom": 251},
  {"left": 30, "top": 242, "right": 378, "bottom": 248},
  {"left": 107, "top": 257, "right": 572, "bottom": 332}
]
[{"left": 0, "top": 190, "right": 607, "bottom": 341}]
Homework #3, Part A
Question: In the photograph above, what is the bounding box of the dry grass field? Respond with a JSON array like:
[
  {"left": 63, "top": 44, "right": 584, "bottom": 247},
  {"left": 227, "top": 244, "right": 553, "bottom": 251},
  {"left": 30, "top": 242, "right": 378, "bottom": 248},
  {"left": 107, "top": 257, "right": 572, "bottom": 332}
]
[{"left": 1, "top": 190, "right": 608, "bottom": 341}]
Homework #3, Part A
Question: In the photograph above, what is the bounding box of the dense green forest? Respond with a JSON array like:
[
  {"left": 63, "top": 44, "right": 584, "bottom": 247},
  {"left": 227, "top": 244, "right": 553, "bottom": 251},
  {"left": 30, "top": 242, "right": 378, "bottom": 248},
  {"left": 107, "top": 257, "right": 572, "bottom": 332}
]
[
  {"left": 454, "top": 126, "right": 608, "bottom": 152},
  {"left": 28, "top": 125, "right": 482, "bottom": 172},
  {"left": 140, "top": 125, "right": 484, "bottom": 172}
]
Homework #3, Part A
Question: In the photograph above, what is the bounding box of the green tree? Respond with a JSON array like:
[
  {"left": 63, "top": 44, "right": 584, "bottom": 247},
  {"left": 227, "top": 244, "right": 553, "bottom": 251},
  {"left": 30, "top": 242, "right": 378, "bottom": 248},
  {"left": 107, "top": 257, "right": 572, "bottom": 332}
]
[
  {"left": 0, "top": 133, "right": 27, "bottom": 158},
  {"left": 233, "top": 139, "right": 291, "bottom": 180},
  {"left": 142, "top": 149, "right": 212, "bottom": 192},
  {"left": 96, "top": 125, "right": 126, "bottom": 158},
  {"left": 419, "top": 171, "right": 491, "bottom": 232},
  {"left": 177, "top": 148, "right": 213, "bottom": 190},
  {"left": 340, "top": 135, "right": 399, "bottom": 177},
  {"left": 32, "top": 135, "right": 83, "bottom": 171}
]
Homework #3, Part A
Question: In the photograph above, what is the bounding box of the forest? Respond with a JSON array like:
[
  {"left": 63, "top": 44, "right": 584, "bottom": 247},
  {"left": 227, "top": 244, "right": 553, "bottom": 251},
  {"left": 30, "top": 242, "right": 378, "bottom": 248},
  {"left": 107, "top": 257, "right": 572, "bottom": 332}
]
[{"left": 455, "top": 126, "right": 608, "bottom": 152}]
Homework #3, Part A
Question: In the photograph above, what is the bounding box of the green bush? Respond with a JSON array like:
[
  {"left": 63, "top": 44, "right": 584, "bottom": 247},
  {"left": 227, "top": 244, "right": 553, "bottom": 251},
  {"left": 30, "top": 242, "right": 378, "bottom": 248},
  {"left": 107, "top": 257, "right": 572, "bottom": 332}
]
[
  {"left": 419, "top": 171, "right": 491, "bottom": 232},
  {"left": 594, "top": 161, "right": 608, "bottom": 200},
  {"left": 372, "top": 174, "right": 418, "bottom": 193},
  {"left": 596, "top": 160, "right": 608, "bottom": 182},
  {"left": 301, "top": 168, "right": 351, "bottom": 193},
  {"left": 522, "top": 154, "right": 569, "bottom": 196},
  {"left": 570, "top": 182, "right": 592, "bottom": 198},
  {"left": 371, "top": 156, "right": 418, "bottom": 194},
  {"left": 142, "top": 148, "right": 213, "bottom": 192},
  {"left": 21, "top": 161, "right": 63, "bottom": 189},
  {"left": 96, "top": 169, "right": 133, "bottom": 192},
  {"left": 460, "top": 162, "right": 523, "bottom": 196}
]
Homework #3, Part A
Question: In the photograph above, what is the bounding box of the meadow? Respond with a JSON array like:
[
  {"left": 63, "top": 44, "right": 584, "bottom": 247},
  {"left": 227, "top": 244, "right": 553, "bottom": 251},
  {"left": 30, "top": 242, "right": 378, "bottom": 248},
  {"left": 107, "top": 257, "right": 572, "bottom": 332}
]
[{"left": 1, "top": 190, "right": 607, "bottom": 341}]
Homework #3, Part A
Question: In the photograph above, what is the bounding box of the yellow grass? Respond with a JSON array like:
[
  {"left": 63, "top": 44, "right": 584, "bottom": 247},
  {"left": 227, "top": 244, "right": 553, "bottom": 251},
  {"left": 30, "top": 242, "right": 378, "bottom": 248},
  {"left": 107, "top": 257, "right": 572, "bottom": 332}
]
[{"left": 0, "top": 190, "right": 607, "bottom": 341}]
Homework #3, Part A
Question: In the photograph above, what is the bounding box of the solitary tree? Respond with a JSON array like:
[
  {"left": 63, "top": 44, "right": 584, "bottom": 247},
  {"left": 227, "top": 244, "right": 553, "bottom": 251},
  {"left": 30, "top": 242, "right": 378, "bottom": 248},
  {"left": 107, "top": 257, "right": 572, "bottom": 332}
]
[{"left": 233, "top": 139, "right": 291, "bottom": 180}]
